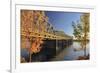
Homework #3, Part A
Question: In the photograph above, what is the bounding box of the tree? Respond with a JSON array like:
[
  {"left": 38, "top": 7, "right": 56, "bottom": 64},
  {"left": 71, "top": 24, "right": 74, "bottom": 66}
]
[
  {"left": 21, "top": 10, "right": 44, "bottom": 62},
  {"left": 72, "top": 13, "right": 89, "bottom": 57}
]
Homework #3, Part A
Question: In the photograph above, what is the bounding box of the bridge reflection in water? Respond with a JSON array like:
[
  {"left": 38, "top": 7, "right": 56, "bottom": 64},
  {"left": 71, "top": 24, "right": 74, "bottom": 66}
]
[{"left": 20, "top": 10, "right": 73, "bottom": 62}]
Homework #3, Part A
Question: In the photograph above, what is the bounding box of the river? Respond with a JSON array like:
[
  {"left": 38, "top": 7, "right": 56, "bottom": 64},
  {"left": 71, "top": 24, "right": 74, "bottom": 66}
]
[
  {"left": 52, "top": 41, "right": 89, "bottom": 61},
  {"left": 21, "top": 41, "right": 89, "bottom": 62}
]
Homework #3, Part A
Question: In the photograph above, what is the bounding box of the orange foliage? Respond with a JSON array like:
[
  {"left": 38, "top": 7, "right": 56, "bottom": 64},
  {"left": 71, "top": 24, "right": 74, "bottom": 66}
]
[{"left": 30, "top": 37, "right": 44, "bottom": 54}]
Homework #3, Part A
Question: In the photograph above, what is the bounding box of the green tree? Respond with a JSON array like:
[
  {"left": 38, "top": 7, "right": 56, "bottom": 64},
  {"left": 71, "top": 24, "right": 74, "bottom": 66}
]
[{"left": 72, "top": 13, "right": 89, "bottom": 57}]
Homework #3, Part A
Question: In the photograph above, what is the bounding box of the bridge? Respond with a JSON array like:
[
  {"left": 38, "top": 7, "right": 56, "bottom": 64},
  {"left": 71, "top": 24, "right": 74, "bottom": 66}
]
[
  {"left": 21, "top": 10, "right": 72, "bottom": 41},
  {"left": 21, "top": 29, "right": 72, "bottom": 40}
]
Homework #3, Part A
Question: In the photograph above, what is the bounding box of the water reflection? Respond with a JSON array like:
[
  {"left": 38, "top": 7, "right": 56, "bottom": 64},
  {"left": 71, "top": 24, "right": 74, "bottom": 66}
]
[
  {"left": 63, "top": 41, "right": 89, "bottom": 60},
  {"left": 21, "top": 41, "right": 89, "bottom": 62}
]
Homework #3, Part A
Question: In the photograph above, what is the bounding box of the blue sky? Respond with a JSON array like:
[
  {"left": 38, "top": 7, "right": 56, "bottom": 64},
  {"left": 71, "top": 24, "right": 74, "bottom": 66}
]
[{"left": 45, "top": 11, "right": 83, "bottom": 36}]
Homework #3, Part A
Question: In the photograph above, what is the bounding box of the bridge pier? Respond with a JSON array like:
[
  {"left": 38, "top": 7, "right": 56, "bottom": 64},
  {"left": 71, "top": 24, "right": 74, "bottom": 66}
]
[
  {"left": 31, "top": 39, "right": 73, "bottom": 61},
  {"left": 56, "top": 39, "right": 73, "bottom": 53}
]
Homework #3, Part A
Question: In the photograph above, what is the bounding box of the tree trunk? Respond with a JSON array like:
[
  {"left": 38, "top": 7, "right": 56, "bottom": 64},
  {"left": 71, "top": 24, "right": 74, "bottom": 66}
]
[
  {"left": 84, "top": 47, "right": 86, "bottom": 57},
  {"left": 29, "top": 52, "right": 32, "bottom": 62}
]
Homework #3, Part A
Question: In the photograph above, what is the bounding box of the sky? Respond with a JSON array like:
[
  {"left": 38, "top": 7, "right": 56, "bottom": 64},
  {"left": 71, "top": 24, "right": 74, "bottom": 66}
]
[{"left": 45, "top": 11, "right": 83, "bottom": 36}]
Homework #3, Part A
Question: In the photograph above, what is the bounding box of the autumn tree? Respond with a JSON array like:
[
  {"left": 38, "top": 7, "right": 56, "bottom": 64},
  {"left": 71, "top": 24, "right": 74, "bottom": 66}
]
[{"left": 21, "top": 10, "right": 45, "bottom": 62}]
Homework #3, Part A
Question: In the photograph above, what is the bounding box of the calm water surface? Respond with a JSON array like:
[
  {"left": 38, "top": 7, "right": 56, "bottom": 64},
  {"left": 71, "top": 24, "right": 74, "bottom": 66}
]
[
  {"left": 21, "top": 41, "right": 89, "bottom": 61},
  {"left": 56, "top": 41, "right": 89, "bottom": 60}
]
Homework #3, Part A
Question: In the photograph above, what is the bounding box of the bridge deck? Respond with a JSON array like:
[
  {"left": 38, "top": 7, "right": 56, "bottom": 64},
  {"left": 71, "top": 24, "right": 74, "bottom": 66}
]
[{"left": 21, "top": 31, "right": 72, "bottom": 40}]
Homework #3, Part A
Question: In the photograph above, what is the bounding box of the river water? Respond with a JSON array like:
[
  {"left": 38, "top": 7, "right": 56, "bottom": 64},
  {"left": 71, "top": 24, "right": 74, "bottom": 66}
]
[
  {"left": 53, "top": 41, "right": 89, "bottom": 60},
  {"left": 21, "top": 41, "right": 89, "bottom": 62}
]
